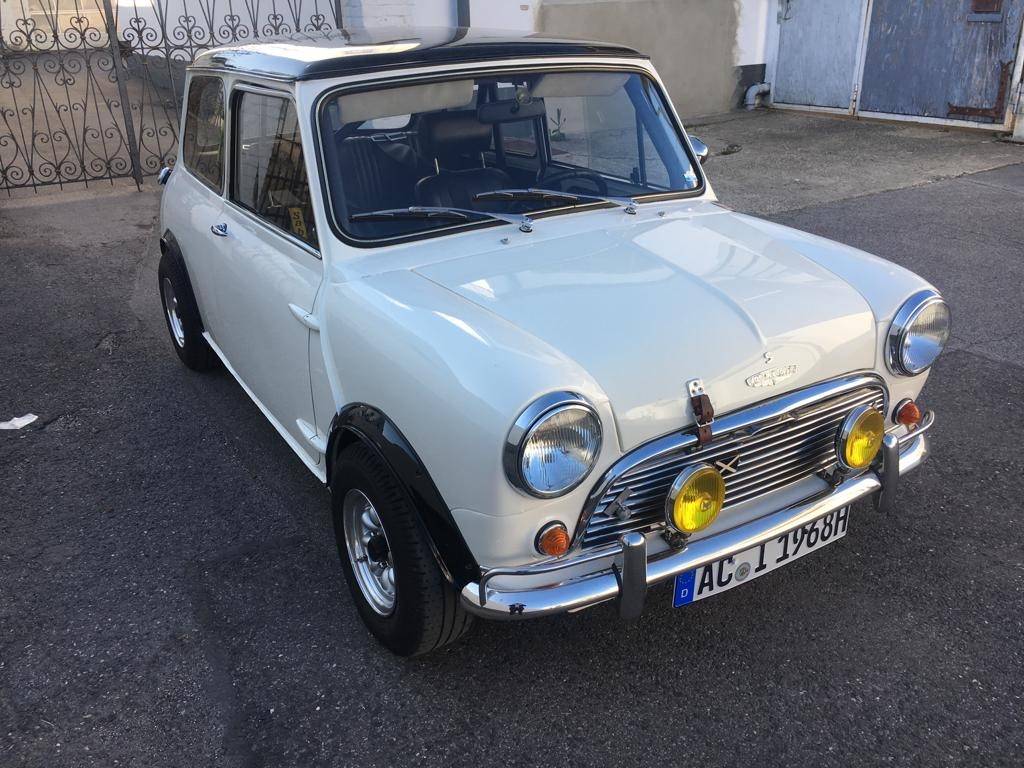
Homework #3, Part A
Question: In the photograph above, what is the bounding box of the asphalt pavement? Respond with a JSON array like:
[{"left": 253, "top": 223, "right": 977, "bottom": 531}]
[{"left": 2, "top": 119, "right": 1022, "bottom": 767}]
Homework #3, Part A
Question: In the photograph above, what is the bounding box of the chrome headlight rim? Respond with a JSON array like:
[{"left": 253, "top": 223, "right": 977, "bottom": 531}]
[
  {"left": 503, "top": 391, "right": 603, "bottom": 499},
  {"left": 886, "top": 289, "right": 950, "bottom": 377}
]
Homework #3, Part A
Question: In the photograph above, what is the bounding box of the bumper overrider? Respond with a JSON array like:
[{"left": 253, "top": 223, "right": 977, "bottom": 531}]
[{"left": 461, "top": 411, "right": 934, "bottom": 620}]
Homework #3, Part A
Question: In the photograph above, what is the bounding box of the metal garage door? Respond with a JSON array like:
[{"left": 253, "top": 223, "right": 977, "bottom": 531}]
[
  {"left": 859, "top": 0, "right": 1024, "bottom": 124},
  {"left": 772, "top": 0, "right": 870, "bottom": 109}
]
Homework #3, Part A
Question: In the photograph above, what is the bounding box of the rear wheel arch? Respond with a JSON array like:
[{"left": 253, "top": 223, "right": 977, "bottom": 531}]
[
  {"left": 326, "top": 403, "right": 481, "bottom": 589},
  {"left": 157, "top": 231, "right": 217, "bottom": 371},
  {"left": 159, "top": 229, "right": 181, "bottom": 258}
]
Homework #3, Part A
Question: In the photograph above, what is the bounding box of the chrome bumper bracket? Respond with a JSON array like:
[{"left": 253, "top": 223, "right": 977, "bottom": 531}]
[
  {"left": 616, "top": 531, "right": 647, "bottom": 621},
  {"left": 876, "top": 409, "right": 934, "bottom": 514}
]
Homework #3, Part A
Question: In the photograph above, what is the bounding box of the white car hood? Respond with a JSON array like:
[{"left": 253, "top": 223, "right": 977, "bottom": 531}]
[{"left": 413, "top": 208, "right": 877, "bottom": 450}]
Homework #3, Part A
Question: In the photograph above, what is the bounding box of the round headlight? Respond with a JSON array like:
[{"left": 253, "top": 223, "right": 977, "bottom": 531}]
[
  {"left": 887, "top": 290, "right": 950, "bottom": 376},
  {"left": 504, "top": 393, "right": 602, "bottom": 498}
]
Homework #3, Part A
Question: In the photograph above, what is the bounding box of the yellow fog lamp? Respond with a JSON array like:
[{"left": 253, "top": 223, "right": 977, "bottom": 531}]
[
  {"left": 665, "top": 464, "right": 725, "bottom": 534},
  {"left": 837, "top": 405, "right": 885, "bottom": 471}
]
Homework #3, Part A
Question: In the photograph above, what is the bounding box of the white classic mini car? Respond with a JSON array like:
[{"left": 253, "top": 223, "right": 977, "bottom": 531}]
[{"left": 158, "top": 28, "right": 948, "bottom": 655}]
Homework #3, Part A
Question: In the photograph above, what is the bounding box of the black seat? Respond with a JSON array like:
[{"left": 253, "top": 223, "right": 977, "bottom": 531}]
[
  {"left": 336, "top": 133, "right": 421, "bottom": 213},
  {"left": 415, "top": 112, "right": 511, "bottom": 209}
]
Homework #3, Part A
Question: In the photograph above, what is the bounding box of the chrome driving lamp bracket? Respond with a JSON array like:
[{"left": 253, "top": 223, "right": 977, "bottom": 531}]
[{"left": 661, "top": 527, "right": 689, "bottom": 550}]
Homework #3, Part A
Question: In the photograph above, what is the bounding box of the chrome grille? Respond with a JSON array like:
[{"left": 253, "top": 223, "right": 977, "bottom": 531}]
[{"left": 579, "top": 382, "right": 886, "bottom": 549}]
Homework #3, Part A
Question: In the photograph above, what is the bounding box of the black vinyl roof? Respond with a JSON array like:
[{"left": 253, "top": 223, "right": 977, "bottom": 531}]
[{"left": 191, "top": 27, "right": 646, "bottom": 81}]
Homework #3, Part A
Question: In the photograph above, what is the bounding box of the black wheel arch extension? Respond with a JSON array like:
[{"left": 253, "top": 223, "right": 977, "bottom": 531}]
[
  {"left": 159, "top": 229, "right": 180, "bottom": 257},
  {"left": 327, "top": 403, "right": 482, "bottom": 589},
  {"left": 158, "top": 229, "right": 209, "bottom": 333}
]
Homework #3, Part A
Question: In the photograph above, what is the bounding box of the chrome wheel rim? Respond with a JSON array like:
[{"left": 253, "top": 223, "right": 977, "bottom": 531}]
[
  {"left": 161, "top": 277, "right": 185, "bottom": 348},
  {"left": 342, "top": 489, "right": 396, "bottom": 615}
]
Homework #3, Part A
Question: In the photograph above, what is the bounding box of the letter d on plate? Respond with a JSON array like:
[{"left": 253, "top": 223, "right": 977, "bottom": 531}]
[{"left": 673, "top": 570, "right": 696, "bottom": 607}]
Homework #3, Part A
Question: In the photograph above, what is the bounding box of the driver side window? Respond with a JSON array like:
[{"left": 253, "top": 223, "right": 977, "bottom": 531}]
[{"left": 231, "top": 91, "right": 318, "bottom": 247}]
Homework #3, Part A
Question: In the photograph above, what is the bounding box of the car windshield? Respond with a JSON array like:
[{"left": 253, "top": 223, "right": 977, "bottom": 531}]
[{"left": 318, "top": 70, "right": 702, "bottom": 242}]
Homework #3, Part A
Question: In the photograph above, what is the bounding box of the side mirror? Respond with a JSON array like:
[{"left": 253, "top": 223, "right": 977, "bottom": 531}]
[{"left": 689, "top": 136, "right": 709, "bottom": 165}]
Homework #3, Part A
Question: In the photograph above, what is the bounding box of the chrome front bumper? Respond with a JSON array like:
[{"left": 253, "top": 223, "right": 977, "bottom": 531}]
[{"left": 461, "top": 412, "right": 934, "bottom": 620}]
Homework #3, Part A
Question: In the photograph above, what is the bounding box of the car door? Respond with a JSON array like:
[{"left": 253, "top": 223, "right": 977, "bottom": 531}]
[
  {"left": 172, "top": 74, "right": 228, "bottom": 335},
  {"left": 205, "top": 84, "right": 323, "bottom": 468}
]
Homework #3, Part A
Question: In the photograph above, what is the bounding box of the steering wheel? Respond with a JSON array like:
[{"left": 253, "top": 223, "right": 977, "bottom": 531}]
[{"left": 536, "top": 168, "right": 608, "bottom": 196}]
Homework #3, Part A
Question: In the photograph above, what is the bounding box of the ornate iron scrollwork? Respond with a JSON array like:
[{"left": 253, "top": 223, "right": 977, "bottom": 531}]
[{"left": 0, "top": 0, "right": 343, "bottom": 193}]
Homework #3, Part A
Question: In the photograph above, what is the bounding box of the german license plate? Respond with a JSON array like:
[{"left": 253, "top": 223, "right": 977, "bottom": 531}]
[{"left": 672, "top": 507, "right": 850, "bottom": 608}]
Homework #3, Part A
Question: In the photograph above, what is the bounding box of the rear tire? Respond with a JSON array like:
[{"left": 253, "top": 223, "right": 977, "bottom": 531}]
[
  {"left": 158, "top": 247, "right": 218, "bottom": 371},
  {"left": 331, "top": 443, "right": 473, "bottom": 656}
]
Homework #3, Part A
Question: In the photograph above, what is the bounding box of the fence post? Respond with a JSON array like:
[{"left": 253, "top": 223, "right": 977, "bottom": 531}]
[{"left": 100, "top": 0, "right": 144, "bottom": 189}]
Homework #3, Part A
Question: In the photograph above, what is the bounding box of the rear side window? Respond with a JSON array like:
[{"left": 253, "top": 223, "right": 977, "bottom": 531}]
[
  {"left": 182, "top": 76, "right": 225, "bottom": 190},
  {"left": 232, "top": 91, "right": 317, "bottom": 248}
]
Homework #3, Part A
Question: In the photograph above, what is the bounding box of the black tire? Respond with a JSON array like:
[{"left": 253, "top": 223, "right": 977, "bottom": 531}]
[
  {"left": 157, "top": 246, "right": 218, "bottom": 371},
  {"left": 331, "top": 443, "right": 472, "bottom": 656}
]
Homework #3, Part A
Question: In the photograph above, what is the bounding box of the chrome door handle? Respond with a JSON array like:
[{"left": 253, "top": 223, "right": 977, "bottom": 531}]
[{"left": 210, "top": 223, "right": 228, "bottom": 237}]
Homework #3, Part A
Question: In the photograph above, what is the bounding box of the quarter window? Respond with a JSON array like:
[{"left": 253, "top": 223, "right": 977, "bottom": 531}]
[
  {"left": 232, "top": 91, "right": 318, "bottom": 248},
  {"left": 182, "top": 76, "right": 225, "bottom": 190}
]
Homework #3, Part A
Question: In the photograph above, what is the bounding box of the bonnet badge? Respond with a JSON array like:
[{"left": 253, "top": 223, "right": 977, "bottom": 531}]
[{"left": 745, "top": 364, "right": 798, "bottom": 389}]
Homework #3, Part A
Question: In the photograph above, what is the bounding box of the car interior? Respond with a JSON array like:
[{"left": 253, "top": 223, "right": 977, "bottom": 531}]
[{"left": 320, "top": 71, "right": 699, "bottom": 240}]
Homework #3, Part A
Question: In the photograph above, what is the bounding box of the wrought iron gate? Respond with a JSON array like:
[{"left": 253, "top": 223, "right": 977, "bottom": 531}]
[{"left": 0, "top": 0, "right": 342, "bottom": 193}]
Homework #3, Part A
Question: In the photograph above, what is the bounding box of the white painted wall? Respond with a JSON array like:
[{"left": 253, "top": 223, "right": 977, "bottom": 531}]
[
  {"left": 735, "top": 0, "right": 772, "bottom": 66},
  {"left": 342, "top": 0, "right": 453, "bottom": 29},
  {"left": 344, "top": 0, "right": 536, "bottom": 31},
  {"left": 469, "top": 0, "right": 537, "bottom": 30}
]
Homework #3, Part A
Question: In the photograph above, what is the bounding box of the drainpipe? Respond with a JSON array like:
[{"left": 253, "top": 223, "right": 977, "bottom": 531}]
[
  {"left": 456, "top": 0, "right": 470, "bottom": 28},
  {"left": 745, "top": 82, "right": 771, "bottom": 110},
  {"left": 1012, "top": 82, "right": 1024, "bottom": 143}
]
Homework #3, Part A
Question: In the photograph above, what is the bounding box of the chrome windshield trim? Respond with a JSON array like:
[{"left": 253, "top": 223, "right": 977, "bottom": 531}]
[{"left": 573, "top": 372, "right": 889, "bottom": 550}]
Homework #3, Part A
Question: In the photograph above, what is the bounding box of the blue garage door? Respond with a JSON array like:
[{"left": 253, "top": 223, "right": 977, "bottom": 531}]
[
  {"left": 859, "top": 0, "right": 1024, "bottom": 123},
  {"left": 773, "top": 0, "right": 869, "bottom": 109}
]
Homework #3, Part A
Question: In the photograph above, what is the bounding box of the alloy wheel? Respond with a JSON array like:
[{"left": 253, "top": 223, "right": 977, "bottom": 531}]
[{"left": 342, "top": 488, "right": 396, "bottom": 615}]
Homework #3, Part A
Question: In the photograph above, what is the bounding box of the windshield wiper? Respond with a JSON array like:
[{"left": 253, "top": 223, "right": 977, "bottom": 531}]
[
  {"left": 474, "top": 188, "right": 639, "bottom": 215},
  {"left": 350, "top": 206, "right": 534, "bottom": 232}
]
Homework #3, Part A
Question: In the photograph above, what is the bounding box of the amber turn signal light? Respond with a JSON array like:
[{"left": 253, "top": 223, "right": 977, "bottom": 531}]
[
  {"left": 536, "top": 522, "right": 570, "bottom": 557},
  {"left": 895, "top": 399, "right": 923, "bottom": 427}
]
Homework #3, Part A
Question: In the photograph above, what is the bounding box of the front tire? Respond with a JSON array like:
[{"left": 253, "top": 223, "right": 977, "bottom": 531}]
[{"left": 331, "top": 443, "right": 472, "bottom": 656}]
